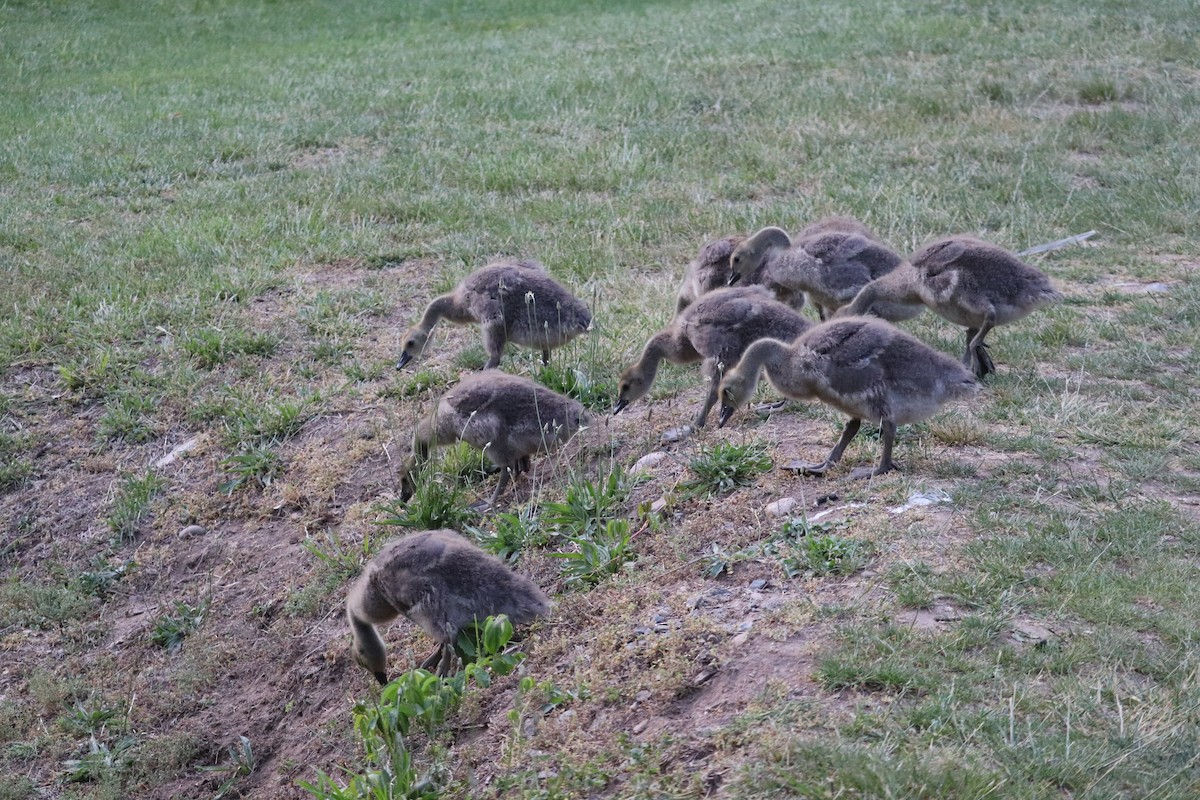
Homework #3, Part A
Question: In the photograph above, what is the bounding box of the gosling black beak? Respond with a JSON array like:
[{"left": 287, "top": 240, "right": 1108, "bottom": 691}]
[
  {"left": 374, "top": 671, "right": 389, "bottom": 686},
  {"left": 717, "top": 405, "right": 735, "bottom": 428},
  {"left": 727, "top": 272, "right": 741, "bottom": 286},
  {"left": 612, "top": 398, "right": 628, "bottom": 415},
  {"left": 396, "top": 352, "right": 413, "bottom": 370}
]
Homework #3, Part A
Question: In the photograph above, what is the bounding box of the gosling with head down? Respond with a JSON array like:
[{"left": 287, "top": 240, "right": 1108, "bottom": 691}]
[
  {"left": 347, "top": 529, "right": 551, "bottom": 683},
  {"left": 729, "top": 226, "right": 918, "bottom": 322},
  {"left": 717, "top": 317, "right": 979, "bottom": 478},
  {"left": 837, "top": 236, "right": 1063, "bottom": 378},
  {"left": 614, "top": 286, "right": 812, "bottom": 427},
  {"left": 397, "top": 260, "right": 592, "bottom": 370},
  {"left": 400, "top": 371, "right": 588, "bottom": 505},
  {"left": 674, "top": 235, "right": 806, "bottom": 317}
]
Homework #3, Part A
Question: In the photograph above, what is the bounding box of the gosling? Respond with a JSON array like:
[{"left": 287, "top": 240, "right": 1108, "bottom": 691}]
[
  {"left": 728, "top": 227, "right": 917, "bottom": 322},
  {"left": 397, "top": 260, "right": 592, "bottom": 370},
  {"left": 347, "top": 529, "right": 551, "bottom": 683},
  {"left": 717, "top": 317, "right": 979, "bottom": 478},
  {"left": 399, "top": 371, "right": 588, "bottom": 505},
  {"left": 614, "top": 286, "right": 812, "bottom": 427},
  {"left": 837, "top": 236, "right": 1064, "bottom": 378},
  {"left": 674, "top": 235, "right": 806, "bottom": 317}
]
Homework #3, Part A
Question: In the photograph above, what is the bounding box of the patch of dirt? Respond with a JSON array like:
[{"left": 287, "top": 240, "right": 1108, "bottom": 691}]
[{"left": 5, "top": 249, "right": 1200, "bottom": 800}]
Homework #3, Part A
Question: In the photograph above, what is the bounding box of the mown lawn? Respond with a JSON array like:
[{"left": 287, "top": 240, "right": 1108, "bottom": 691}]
[{"left": 1, "top": 1, "right": 1198, "bottom": 798}]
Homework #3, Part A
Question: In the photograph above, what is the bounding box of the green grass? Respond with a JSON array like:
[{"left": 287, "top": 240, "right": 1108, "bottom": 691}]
[{"left": 1, "top": 0, "right": 1199, "bottom": 797}]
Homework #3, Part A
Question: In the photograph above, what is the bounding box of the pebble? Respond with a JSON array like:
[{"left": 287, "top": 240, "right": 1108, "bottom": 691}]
[
  {"left": 630, "top": 452, "right": 668, "bottom": 473},
  {"left": 178, "top": 524, "right": 207, "bottom": 539},
  {"left": 691, "top": 588, "right": 732, "bottom": 609},
  {"left": 731, "top": 632, "right": 750, "bottom": 647},
  {"left": 749, "top": 578, "right": 768, "bottom": 591},
  {"left": 632, "top": 720, "right": 649, "bottom": 734},
  {"left": 661, "top": 425, "right": 693, "bottom": 443},
  {"left": 635, "top": 690, "right": 651, "bottom": 703},
  {"left": 765, "top": 497, "right": 798, "bottom": 517},
  {"left": 693, "top": 669, "right": 716, "bottom": 686}
]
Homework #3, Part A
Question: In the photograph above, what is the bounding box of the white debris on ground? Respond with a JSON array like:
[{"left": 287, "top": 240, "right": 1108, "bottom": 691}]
[
  {"left": 154, "top": 436, "right": 201, "bottom": 468},
  {"left": 888, "top": 488, "right": 952, "bottom": 514}
]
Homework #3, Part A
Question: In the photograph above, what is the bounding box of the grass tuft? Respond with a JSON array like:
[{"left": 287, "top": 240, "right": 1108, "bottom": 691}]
[{"left": 682, "top": 441, "right": 772, "bottom": 497}]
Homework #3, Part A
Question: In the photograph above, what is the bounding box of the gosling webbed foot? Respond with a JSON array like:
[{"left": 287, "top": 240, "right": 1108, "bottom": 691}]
[
  {"left": 418, "top": 645, "right": 445, "bottom": 672},
  {"left": 972, "top": 344, "right": 995, "bottom": 379},
  {"left": 848, "top": 461, "right": 899, "bottom": 480},
  {"left": 783, "top": 459, "right": 836, "bottom": 476}
]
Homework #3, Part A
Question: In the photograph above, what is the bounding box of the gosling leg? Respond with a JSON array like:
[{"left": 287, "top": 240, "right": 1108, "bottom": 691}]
[
  {"left": 965, "top": 316, "right": 996, "bottom": 379},
  {"left": 792, "top": 418, "right": 862, "bottom": 475},
  {"left": 419, "top": 644, "right": 445, "bottom": 672},
  {"left": 849, "top": 419, "right": 898, "bottom": 479},
  {"left": 481, "top": 321, "right": 507, "bottom": 369},
  {"left": 695, "top": 365, "right": 724, "bottom": 428}
]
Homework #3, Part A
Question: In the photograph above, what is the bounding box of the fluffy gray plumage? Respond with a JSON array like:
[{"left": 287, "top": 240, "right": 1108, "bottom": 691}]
[
  {"left": 397, "top": 261, "right": 592, "bottom": 370},
  {"left": 347, "top": 529, "right": 551, "bottom": 683},
  {"left": 729, "top": 226, "right": 917, "bottom": 321},
  {"left": 838, "top": 236, "right": 1064, "bottom": 378},
  {"left": 718, "top": 317, "right": 979, "bottom": 478},
  {"left": 674, "top": 235, "right": 806, "bottom": 317},
  {"left": 615, "top": 286, "right": 812, "bottom": 427},
  {"left": 400, "top": 371, "right": 588, "bottom": 504}
]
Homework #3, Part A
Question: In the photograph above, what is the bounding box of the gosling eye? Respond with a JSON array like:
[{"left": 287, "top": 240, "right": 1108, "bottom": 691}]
[
  {"left": 405, "top": 339, "right": 416, "bottom": 349},
  {"left": 731, "top": 256, "right": 741, "bottom": 266}
]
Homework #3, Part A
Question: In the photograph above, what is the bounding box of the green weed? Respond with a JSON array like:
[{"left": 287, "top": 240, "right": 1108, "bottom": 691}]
[
  {"left": 299, "top": 616, "right": 523, "bottom": 800},
  {"left": 682, "top": 441, "right": 772, "bottom": 497},
  {"left": 150, "top": 600, "right": 209, "bottom": 653},
  {"left": 541, "top": 471, "right": 627, "bottom": 536},
  {"left": 180, "top": 328, "right": 280, "bottom": 369},
  {"left": 551, "top": 519, "right": 635, "bottom": 590},
  {"left": 377, "top": 476, "right": 475, "bottom": 532},
  {"left": 200, "top": 736, "right": 257, "bottom": 800},
  {"left": 219, "top": 445, "right": 283, "bottom": 494},
  {"left": 468, "top": 507, "right": 547, "bottom": 563}
]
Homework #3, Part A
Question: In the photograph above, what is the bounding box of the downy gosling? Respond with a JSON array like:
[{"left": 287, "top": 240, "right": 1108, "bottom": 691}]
[
  {"left": 399, "top": 371, "right": 588, "bottom": 505},
  {"left": 717, "top": 317, "right": 979, "bottom": 478},
  {"left": 837, "top": 236, "right": 1063, "bottom": 378},
  {"left": 397, "top": 260, "right": 592, "bottom": 370},
  {"left": 347, "top": 529, "right": 551, "bottom": 683}
]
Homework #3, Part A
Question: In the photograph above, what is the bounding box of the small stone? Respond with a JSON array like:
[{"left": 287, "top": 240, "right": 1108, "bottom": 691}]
[
  {"left": 651, "top": 613, "right": 667, "bottom": 625},
  {"left": 630, "top": 452, "right": 668, "bottom": 473},
  {"left": 649, "top": 497, "right": 668, "bottom": 514},
  {"left": 556, "top": 709, "right": 576, "bottom": 726},
  {"left": 765, "top": 497, "right": 798, "bottom": 517},
  {"left": 632, "top": 720, "right": 649, "bottom": 734},
  {"left": 635, "top": 690, "right": 651, "bottom": 703},
  {"left": 693, "top": 669, "right": 716, "bottom": 686},
  {"left": 661, "top": 425, "right": 693, "bottom": 443},
  {"left": 1012, "top": 620, "right": 1054, "bottom": 644},
  {"left": 731, "top": 632, "right": 750, "bottom": 647},
  {"left": 749, "top": 578, "right": 768, "bottom": 591},
  {"left": 178, "top": 524, "right": 207, "bottom": 539}
]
